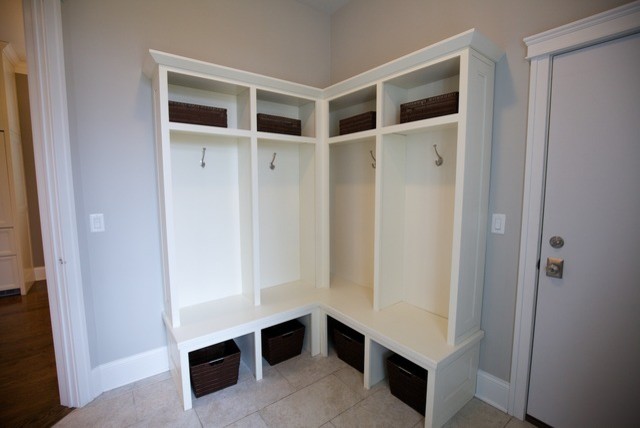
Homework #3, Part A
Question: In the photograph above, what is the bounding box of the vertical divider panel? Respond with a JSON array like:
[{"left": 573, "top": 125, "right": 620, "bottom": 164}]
[
  {"left": 235, "top": 332, "right": 258, "bottom": 380},
  {"left": 318, "top": 100, "right": 331, "bottom": 288},
  {"left": 449, "top": 51, "right": 494, "bottom": 345},
  {"left": 154, "top": 66, "right": 180, "bottom": 327},
  {"left": 311, "top": 308, "right": 322, "bottom": 356},
  {"left": 300, "top": 101, "right": 316, "bottom": 138},
  {"left": 447, "top": 50, "right": 469, "bottom": 344},
  {"left": 299, "top": 143, "right": 316, "bottom": 286},
  {"left": 249, "top": 88, "right": 261, "bottom": 305},
  {"left": 373, "top": 84, "right": 384, "bottom": 303},
  {"left": 238, "top": 137, "right": 255, "bottom": 304},
  {"left": 365, "top": 338, "right": 392, "bottom": 389},
  {"left": 253, "top": 330, "right": 264, "bottom": 381},
  {"left": 319, "top": 311, "right": 329, "bottom": 357},
  {"left": 237, "top": 87, "right": 251, "bottom": 131}
]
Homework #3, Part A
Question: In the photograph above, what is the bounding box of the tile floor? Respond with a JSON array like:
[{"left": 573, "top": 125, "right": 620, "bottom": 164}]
[{"left": 54, "top": 351, "right": 535, "bottom": 428}]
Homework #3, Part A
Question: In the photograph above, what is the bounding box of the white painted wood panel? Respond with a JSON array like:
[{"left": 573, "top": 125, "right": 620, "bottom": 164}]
[
  {"left": 0, "top": 255, "right": 19, "bottom": 290},
  {"left": 258, "top": 141, "right": 302, "bottom": 288},
  {"left": 403, "top": 129, "right": 457, "bottom": 317},
  {"left": 170, "top": 133, "right": 246, "bottom": 307},
  {"left": 0, "top": 227, "right": 15, "bottom": 256},
  {"left": 330, "top": 139, "right": 376, "bottom": 288}
]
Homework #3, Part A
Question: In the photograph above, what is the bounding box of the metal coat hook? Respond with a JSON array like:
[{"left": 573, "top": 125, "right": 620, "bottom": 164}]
[
  {"left": 200, "top": 147, "right": 206, "bottom": 168},
  {"left": 369, "top": 150, "right": 376, "bottom": 169},
  {"left": 433, "top": 144, "right": 443, "bottom": 167},
  {"left": 270, "top": 152, "right": 277, "bottom": 170}
]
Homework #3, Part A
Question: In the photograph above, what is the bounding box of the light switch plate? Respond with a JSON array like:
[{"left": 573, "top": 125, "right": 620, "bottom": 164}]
[
  {"left": 491, "top": 213, "right": 506, "bottom": 235},
  {"left": 90, "top": 213, "right": 105, "bottom": 232}
]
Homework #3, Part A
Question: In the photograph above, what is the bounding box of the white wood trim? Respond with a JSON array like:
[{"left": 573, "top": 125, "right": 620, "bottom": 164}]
[
  {"left": 323, "top": 28, "right": 503, "bottom": 99},
  {"left": 509, "top": 3, "right": 640, "bottom": 419},
  {"left": 475, "top": 369, "right": 510, "bottom": 413},
  {"left": 34, "top": 265, "right": 46, "bottom": 281},
  {"left": 23, "top": 0, "right": 94, "bottom": 407},
  {"left": 95, "top": 346, "right": 170, "bottom": 393},
  {"left": 525, "top": 1, "right": 640, "bottom": 59}
]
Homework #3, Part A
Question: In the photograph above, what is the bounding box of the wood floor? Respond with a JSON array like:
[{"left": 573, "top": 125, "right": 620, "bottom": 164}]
[{"left": 0, "top": 281, "right": 73, "bottom": 427}]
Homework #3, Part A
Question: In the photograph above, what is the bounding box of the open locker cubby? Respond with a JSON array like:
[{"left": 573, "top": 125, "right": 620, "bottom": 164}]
[
  {"left": 167, "top": 70, "right": 251, "bottom": 131},
  {"left": 256, "top": 90, "right": 316, "bottom": 138},
  {"left": 257, "top": 139, "right": 316, "bottom": 297},
  {"left": 328, "top": 85, "right": 377, "bottom": 138},
  {"left": 169, "top": 132, "right": 254, "bottom": 314},
  {"left": 382, "top": 56, "right": 460, "bottom": 127},
  {"left": 377, "top": 126, "right": 457, "bottom": 319},
  {"left": 329, "top": 138, "right": 376, "bottom": 290}
]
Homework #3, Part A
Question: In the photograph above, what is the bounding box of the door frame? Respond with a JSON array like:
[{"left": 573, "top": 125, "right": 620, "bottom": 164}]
[
  {"left": 22, "top": 0, "right": 94, "bottom": 407},
  {"left": 508, "top": 1, "right": 640, "bottom": 419}
]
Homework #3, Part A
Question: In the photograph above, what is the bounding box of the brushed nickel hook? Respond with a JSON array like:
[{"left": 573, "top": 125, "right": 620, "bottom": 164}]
[
  {"left": 200, "top": 147, "right": 206, "bottom": 168},
  {"left": 270, "top": 152, "right": 277, "bottom": 170},
  {"left": 433, "top": 144, "right": 443, "bottom": 167},
  {"left": 369, "top": 150, "right": 376, "bottom": 169}
]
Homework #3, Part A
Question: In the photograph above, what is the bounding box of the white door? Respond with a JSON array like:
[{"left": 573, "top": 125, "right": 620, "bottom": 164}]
[{"left": 526, "top": 33, "right": 640, "bottom": 427}]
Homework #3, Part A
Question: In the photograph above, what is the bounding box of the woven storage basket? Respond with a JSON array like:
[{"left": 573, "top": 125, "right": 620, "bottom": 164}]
[
  {"left": 168, "top": 101, "right": 227, "bottom": 127},
  {"left": 339, "top": 111, "right": 376, "bottom": 135},
  {"left": 189, "top": 339, "right": 241, "bottom": 398},
  {"left": 387, "top": 353, "right": 428, "bottom": 415},
  {"left": 331, "top": 319, "right": 365, "bottom": 373},
  {"left": 262, "top": 319, "right": 305, "bottom": 365},
  {"left": 400, "top": 91, "right": 459, "bottom": 123},
  {"left": 257, "top": 113, "right": 302, "bottom": 136}
]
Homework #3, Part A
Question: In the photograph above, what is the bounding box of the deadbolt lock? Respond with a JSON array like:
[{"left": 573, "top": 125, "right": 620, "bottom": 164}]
[
  {"left": 545, "top": 257, "right": 564, "bottom": 278},
  {"left": 549, "top": 236, "right": 565, "bottom": 248}
]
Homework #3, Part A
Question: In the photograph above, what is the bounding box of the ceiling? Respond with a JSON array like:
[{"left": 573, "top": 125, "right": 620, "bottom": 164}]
[{"left": 296, "top": 0, "right": 351, "bottom": 15}]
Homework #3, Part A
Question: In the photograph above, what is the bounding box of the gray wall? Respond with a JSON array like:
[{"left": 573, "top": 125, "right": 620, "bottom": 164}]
[
  {"left": 60, "top": 0, "right": 630, "bottom": 380},
  {"left": 330, "top": 0, "right": 629, "bottom": 380},
  {"left": 61, "top": 0, "right": 331, "bottom": 366}
]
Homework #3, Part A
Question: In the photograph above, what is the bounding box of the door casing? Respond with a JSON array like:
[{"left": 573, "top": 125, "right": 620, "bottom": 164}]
[{"left": 508, "top": 1, "right": 640, "bottom": 419}]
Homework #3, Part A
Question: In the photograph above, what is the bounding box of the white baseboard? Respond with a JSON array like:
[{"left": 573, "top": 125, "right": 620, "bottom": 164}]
[
  {"left": 34, "top": 266, "right": 46, "bottom": 281},
  {"left": 475, "top": 369, "right": 510, "bottom": 412},
  {"left": 93, "top": 346, "right": 169, "bottom": 395}
]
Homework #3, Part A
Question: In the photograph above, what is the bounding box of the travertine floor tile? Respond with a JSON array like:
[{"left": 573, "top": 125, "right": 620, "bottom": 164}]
[
  {"left": 505, "top": 416, "right": 537, "bottom": 428},
  {"left": 54, "top": 355, "right": 519, "bottom": 428},
  {"left": 194, "top": 366, "right": 293, "bottom": 427},
  {"left": 274, "top": 351, "right": 347, "bottom": 390},
  {"left": 54, "top": 392, "right": 137, "bottom": 427},
  {"left": 333, "top": 365, "right": 385, "bottom": 399},
  {"left": 260, "top": 374, "right": 359, "bottom": 427},
  {"left": 443, "top": 398, "right": 510, "bottom": 428},
  {"left": 132, "top": 377, "right": 183, "bottom": 421},
  {"left": 226, "top": 412, "right": 269, "bottom": 428},
  {"left": 331, "top": 387, "right": 422, "bottom": 428}
]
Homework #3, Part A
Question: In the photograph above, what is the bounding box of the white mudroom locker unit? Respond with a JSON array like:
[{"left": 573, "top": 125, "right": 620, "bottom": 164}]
[{"left": 144, "top": 28, "right": 502, "bottom": 428}]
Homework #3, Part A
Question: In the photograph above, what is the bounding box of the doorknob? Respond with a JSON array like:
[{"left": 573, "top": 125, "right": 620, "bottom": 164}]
[{"left": 545, "top": 257, "right": 564, "bottom": 278}]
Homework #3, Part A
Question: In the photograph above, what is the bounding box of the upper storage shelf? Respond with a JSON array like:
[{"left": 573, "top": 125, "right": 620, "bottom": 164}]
[
  {"left": 257, "top": 89, "right": 317, "bottom": 138},
  {"left": 144, "top": 49, "right": 322, "bottom": 140},
  {"left": 328, "top": 85, "right": 377, "bottom": 138},
  {"left": 382, "top": 56, "right": 459, "bottom": 127},
  {"left": 167, "top": 71, "right": 251, "bottom": 131}
]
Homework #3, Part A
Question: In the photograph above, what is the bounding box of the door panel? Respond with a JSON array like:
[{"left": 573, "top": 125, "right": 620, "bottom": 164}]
[{"left": 527, "top": 33, "right": 640, "bottom": 427}]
